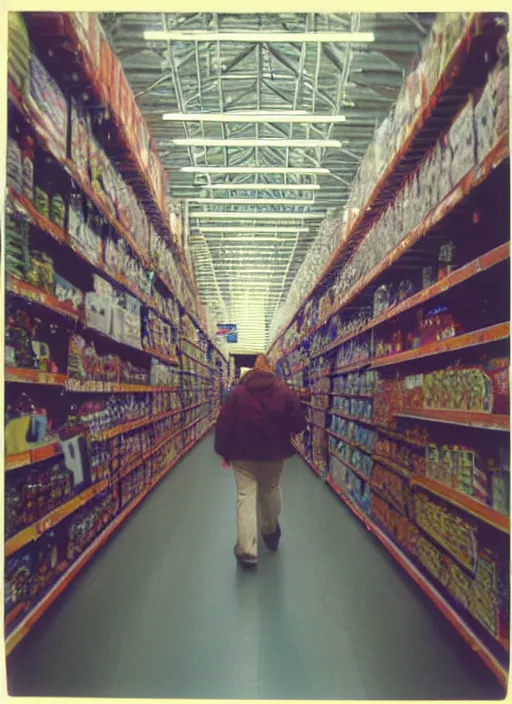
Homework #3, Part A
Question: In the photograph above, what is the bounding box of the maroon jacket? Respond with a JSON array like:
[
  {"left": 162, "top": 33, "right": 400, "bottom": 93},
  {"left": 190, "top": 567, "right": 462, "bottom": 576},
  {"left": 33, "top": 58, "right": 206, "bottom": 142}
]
[{"left": 214, "top": 370, "right": 307, "bottom": 462}]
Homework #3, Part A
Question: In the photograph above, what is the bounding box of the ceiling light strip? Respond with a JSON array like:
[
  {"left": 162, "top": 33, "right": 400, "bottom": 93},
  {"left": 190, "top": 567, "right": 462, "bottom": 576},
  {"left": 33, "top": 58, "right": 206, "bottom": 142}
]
[
  {"left": 189, "top": 198, "right": 315, "bottom": 206},
  {"left": 192, "top": 212, "right": 324, "bottom": 220},
  {"left": 145, "top": 30, "right": 375, "bottom": 43},
  {"left": 163, "top": 113, "right": 347, "bottom": 124},
  {"left": 207, "top": 184, "right": 321, "bottom": 192},
  {"left": 181, "top": 166, "right": 329, "bottom": 174},
  {"left": 173, "top": 138, "right": 342, "bottom": 148},
  {"left": 194, "top": 226, "right": 309, "bottom": 233}
]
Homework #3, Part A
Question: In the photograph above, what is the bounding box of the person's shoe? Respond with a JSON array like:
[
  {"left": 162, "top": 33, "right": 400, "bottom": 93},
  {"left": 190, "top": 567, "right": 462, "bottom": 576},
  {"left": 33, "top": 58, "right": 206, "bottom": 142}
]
[
  {"left": 234, "top": 545, "right": 257, "bottom": 569},
  {"left": 262, "top": 522, "right": 281, "bottom": 552}
]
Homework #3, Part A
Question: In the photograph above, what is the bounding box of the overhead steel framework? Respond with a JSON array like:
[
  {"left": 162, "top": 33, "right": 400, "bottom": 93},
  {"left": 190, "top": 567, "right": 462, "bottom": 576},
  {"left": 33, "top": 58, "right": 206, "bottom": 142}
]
[{"left": 101, "top": 12, "right": 433, "bottom": 351}]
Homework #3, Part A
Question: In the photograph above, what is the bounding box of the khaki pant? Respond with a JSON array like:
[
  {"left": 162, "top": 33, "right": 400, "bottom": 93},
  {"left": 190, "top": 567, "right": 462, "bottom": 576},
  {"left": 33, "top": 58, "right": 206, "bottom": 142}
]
[{"left": 232, "top": 459, "right": 284, "bottom": 559}]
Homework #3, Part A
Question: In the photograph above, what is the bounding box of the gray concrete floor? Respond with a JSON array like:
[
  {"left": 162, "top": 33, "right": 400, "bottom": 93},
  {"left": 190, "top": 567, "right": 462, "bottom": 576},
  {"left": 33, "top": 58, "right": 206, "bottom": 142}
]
[{"left": 6, "top": 434, "right": 506, "bottom": 699}]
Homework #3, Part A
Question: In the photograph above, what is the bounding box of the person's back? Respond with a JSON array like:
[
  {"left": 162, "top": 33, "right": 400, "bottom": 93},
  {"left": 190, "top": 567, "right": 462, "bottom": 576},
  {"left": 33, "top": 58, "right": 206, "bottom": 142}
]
[{"left": 215, "top": 355, "right": 306, "bottom": 569}]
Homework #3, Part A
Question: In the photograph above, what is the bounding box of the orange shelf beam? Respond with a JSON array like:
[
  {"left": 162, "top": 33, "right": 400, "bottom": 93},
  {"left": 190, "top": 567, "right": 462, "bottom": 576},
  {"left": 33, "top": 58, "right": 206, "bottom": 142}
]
[
  {"left": 396, "top": 408, "right": 510, "bottom": 432},
  {"left": 65, "top": 380, "right": 180, "bottom": 393},
  {"left": 372, "top": 322, "right": 510, "bottom": 369},
  {"left": 410, "top": 476, "right": 509, "bottom": 534},
  {"left": 7, "top": 273, "right": 82, "bottom": 321},
  {"left": 6, "top": 368, "right": 68, "bottom": 386},
  {"left": 6, "top": 479, "right": 110, "bottom": 557},
  {"left": 5, "top": 420, "right": 216, "bottom": 656},
  {"left": 6, "top": 440, "right": 63, "bottom": 472}
]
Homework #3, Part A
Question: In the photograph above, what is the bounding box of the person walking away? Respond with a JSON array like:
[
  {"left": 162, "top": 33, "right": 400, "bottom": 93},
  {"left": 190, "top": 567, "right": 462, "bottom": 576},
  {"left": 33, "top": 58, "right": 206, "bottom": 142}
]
[{"left": 214, "top": 354, "right": 307, "bottom": 569}]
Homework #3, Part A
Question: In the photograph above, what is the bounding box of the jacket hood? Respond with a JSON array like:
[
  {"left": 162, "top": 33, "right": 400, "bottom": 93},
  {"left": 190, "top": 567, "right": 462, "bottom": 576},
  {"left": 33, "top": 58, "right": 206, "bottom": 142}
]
[{"left": 241, "top": 369, "right": 276, "bottom": 392}]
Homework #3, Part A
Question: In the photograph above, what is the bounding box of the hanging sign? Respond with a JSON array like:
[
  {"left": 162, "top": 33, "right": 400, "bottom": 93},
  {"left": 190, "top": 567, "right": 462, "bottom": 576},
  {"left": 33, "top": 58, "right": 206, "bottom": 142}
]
[{"left": 216, "top": 324, "right": 237, "bottom": 343}]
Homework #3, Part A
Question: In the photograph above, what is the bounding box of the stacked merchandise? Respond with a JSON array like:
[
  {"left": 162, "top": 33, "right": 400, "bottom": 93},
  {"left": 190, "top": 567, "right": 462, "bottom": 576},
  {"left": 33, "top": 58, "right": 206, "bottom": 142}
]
[
  {"left": 5, "top": 12, "right": 228, "bottom": 655},
  {"left": 268, "top": 13, "right": 510, "bottom": 687}
]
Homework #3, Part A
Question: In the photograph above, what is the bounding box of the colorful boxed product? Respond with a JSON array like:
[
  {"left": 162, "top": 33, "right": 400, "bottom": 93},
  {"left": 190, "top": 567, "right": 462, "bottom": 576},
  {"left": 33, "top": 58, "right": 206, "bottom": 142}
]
[
  {"left": 474, "top": 74, "right": 497, "bottom": 167},
  {"left": 8, "top": 13, "right": 30, "bottom": 93},
  {"left": 373, "top": 463, "right": 409, "bottom": 514},
  {"left": 28, "top": 52, "right": 68, "bottom": 160},
  {"left": 370, "top": 492, "right": 415, "bottom": 554},
  {"left": 413, "top": 490, "right": 478, "bottom": 572},
  {"left": 5, "top": 551, "right": 33, "bottom": 622},
  {"left": 7, "top": 138, "right": 24, "bottom": 194},
  {"left": 448, "top": 100, "right": 476, "bottom": 188},
  {"left": 69, "top": 98, "right": 91, "bottom": 182},
  {"left": 5, "top": 215, "right": 31, "bottom": 281}
]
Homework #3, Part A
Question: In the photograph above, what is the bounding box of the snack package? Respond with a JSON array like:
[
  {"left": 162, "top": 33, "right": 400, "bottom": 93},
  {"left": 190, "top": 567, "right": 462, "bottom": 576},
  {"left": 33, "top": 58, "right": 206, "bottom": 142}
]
[{"left": 28, "top": 51, "right": 68, "bottom": 160}]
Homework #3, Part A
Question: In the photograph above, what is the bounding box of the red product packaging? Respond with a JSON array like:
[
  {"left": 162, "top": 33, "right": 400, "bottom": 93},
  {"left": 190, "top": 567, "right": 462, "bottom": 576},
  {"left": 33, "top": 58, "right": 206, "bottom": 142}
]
[
  {"left": 99, "top": 36, "right": 114, "bottom": 99},
  {"left": 88, "top": 13, "right": 102, "bottom": 72},
  {"left": 109, "top": 53, "right": 123, "bottom": 125},
  {"left": 484, "top": 357, "right": 509, "bottom": 414},
  {"left": 148, "top": 151, "right": 162, "bottom": 204},
  {"left": 118, "top": 69, "right": 134, "bottom": 141}
]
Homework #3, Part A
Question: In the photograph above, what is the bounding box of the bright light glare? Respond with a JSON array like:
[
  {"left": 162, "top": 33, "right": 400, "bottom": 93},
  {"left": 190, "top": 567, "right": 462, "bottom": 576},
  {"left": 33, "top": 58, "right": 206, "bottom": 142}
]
[
  {"left": 145, "top": 30, "right": 375, "bottom": 43},
  {"left": 173, "top": 138, "right": 342, "bottom": 148},
  {"left": 189, "top": 198, "right": 315, "bottom": 206},
  {"left": 207, "top": 183, "right": 321, "bottom": 191},
  {"left": 164, "top": 112, "right": 347, "bottom": 124},
  {"left": 182, "top": 166, "right": 329, "bottom": 174},
  {"left": 192, "top": 212, "right": 324, "bottom": 220}
]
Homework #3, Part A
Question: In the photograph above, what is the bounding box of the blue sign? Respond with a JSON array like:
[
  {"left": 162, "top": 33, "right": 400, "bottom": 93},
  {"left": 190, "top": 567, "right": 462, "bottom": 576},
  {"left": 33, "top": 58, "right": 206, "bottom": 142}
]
[{"left": 216, "top": 324, "right": 237, "bottom": 343}]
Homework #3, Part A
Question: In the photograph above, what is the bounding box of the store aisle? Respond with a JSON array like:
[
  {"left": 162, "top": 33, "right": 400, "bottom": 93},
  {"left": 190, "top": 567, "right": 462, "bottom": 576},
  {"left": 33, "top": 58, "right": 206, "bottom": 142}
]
[{"left": 7, "top": 435, "right": 504, "bottom": 700}]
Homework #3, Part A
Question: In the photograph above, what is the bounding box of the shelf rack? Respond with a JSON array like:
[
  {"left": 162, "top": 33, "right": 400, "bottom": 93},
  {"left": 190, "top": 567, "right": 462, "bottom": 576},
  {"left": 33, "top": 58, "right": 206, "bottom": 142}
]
[
  {"left": 292, "top": 443, "right": 507, "bottom": 687},
  {"left": 7, "top": 82, "right": 226, "bottom": 362},
  {"left": 6, "top": 441, "right": 63, "bottom": 472},
  {"left": 269, "top": 13, "right": 504, "bottom": 353},
  {"left": 270, "top": 14, "right": 509, "bottom": 685},
  {"left": 5, "top": 420, "right": 216, "bottom": 656},
  {"left": 5, "top": 12, "right": 229, "bottom": 657},
  {"left": 275, "top": 135, "right": 509, "bottom": 364},
  {"left": 395, "top": 409, "right": 510, "bottom": 431},
  {"left": 371, "top": 323, "right": 510, "bottom": 369}
]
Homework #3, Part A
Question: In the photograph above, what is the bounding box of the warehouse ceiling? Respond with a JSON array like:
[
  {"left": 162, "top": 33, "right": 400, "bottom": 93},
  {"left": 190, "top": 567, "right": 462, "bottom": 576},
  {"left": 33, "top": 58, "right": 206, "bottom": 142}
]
[{"left": 100, "top": 12, "right": 434, "bottom": 352}]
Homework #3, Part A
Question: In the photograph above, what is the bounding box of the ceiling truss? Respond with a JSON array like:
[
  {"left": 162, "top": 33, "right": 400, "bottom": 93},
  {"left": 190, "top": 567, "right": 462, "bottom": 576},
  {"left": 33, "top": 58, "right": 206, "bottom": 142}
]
[{"left": 101, "top": 12, "right": 433, "bottom": 350}]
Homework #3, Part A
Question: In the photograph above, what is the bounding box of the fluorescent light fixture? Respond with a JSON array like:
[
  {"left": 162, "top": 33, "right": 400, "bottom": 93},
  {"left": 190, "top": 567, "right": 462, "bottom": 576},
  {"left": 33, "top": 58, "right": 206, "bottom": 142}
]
[
  {"left": 196, "top": 236, "right": 296, "bottom": 242},
  {"left": 173, "top": 138, "right": 342, "bottom": 148},
  {"left": 182, "top": 166, "right": 329, "bottom": 174},
  {"left": 189, "top": 198, "right": 315, "bottom": 206},
  {"left": 207, "top": 183, "right": 321, "bottom": 192},
  {"left": 224, "top": 283, "right": 281, "bottom": 287},
  {"left": 145, "top": 30, "right": 375, "bottom": 43},
  {"left": 163, "top": 112, "right": 346, "bottom": 124},
  {"left": 192, "top": 212, "right": 324, "bottom": 220},
  {"left": 195, "top": 226, "right": 309, "bottom": 233},
  {"left": 209, "top": 268, "right": 288, "bottom": 273}
]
